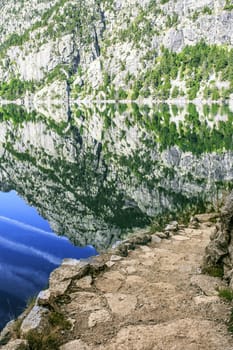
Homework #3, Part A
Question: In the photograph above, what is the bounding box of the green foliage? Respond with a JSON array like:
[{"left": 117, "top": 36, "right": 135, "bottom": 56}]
[
  {"left": 202, "top": 6, "right": 213, "bottom": 15},
  {"left": 26, "top": 331, "right": 59, "bottom": 350},
  {"left": 202, "top": 265, "right": 224, "bottom": 278},
  {"left": 133, "top": 41, "right": 233, "bottom": 100},
  {"left": 0, "top": 79, "right": 36, "bottom": 99},
  {"left": 48, "top": 312, "right": 71, "bottom": 329},
  {"left": 224, "top": 0, "right": 233, "bottom": 11},
  {"left": 218, "top": 288, "right": 233, "bottom": 301}
]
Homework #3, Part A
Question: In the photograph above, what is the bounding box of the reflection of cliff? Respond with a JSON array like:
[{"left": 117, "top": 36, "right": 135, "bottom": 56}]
[{"left": 0, "top": 104, "right": 233, "bottom": 249}]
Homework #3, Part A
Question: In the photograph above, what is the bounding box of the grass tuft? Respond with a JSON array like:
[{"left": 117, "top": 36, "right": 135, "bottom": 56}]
[
  {"left": 218, "top": 288, "right": 233, "bottom": 301},
  {"left": 202, "top": 265, "right": 224, "bottom": 278}
]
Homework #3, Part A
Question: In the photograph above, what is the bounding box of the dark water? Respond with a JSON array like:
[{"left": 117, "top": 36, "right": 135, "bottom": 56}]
[{"left": 0, "top": 191, "right": 97, "bottom": 330}]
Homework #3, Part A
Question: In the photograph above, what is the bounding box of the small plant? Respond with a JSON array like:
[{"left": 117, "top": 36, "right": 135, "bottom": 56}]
[
  {"left": 48, "top": 311, "right": 71, "bottom": 330},
  {"left": 218, "top": 288, "right": 233, "bottom": 301},
  {"left": 202, "top": 265, "right": 224, "bottom": 278},
  {"left": 26, "top": 330, "right": 59, "bottom": 350}
]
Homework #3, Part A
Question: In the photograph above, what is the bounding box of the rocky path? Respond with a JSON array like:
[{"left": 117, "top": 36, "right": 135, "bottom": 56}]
[{"left": 2, "top": 216, "right": 233, "bottom": 350}]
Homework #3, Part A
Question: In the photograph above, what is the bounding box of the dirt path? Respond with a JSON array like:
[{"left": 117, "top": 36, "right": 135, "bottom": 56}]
[
  {"left": 56, "top": 219, "right": 233, "bottom": 350},
  {"left": 2, "top": 217, "right": 233, "bottom": 350}
]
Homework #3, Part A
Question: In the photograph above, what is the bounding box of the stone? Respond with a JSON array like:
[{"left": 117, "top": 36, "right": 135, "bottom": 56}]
[
  {"left": 0, "top": 320, "right": 15, "bottom": 341},
  {"left": 172, "top": 235, "right": 190, "bottom": 241},
  {"left": 106, "top": 261, "right": 115, "bottom": 268},
  {"left": 154, "top": 232, "right": 168, "bottom": 239},
  {"left": 195, "top": 213, "right": 219, "bottom": 223},
  {"left": 110, "top": 255, "right": 122, "bottom": 262},
  {"left": 151, "top": 235, "right": 162, "bottom": 244},
  {"left": 20, "top": 306, "right": 49, "bottom": 335},
  {"left": 37, "top": 289, "right": 51, "bottom": 306},
  {"left": 49, "top": 261, "right": 90, "bottom": 296},
  {"left": 190, "top": 275, "right": 226, "bottom": 296},
  {"left": 164, "top": 221, "right": 179, "bottom": 232},
  {"left": 193, "top": 295, "right": 220, "bottom": 305},
  {"left": 189, "top": 216, "right": 200, "bottom": 228},
  {"left": 88, "top": 309, "right": 112, "bottom": 328},
  {"left": 95, "top": 271, "right": 125, "bottom": 293},
  {"left": 140, "top": 245, "right": 152, "bottom": 252},
  {"left": 76, "top": 275, "right": 93, "bottom": 289},
  {"left": 60, "top": 339, "right": 91, "bottom": 350},
  {"left": 125, "top": 266, "right": 137, "bottom": 274},
  {"left": 105, "top": 293, "right": 137, "bottom": 316},
  {"left": 2, "top": 339, "right": 28, "bottom": 350},
  {"left": 203, "top": 192, "right": 233, "bottom": 286},
  {"left": 67, "top": 292, "right": 104, "bottom": 313}
]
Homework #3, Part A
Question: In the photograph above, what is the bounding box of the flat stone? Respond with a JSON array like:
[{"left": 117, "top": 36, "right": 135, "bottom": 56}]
[
  {"left": 88, "top": 309, "right": 112, "bottom": 328},
  {"left": 68, "top": 292, "right": 104, "bottom": 313},
  {"left": 50, "top": 279, "right": 71, "bottom": 296},
  {"left": 172, "top": 235, "right": 190, "bottom": 241},
  {"left": 3, "top": 339, "right": 28, "bottom": 350},
  {"left": 140, "top": 246, "right": 152, "bottom": 252},
  {"left": 105, "top": 293, "right": 137, "bottom": 316},
  {"left": 110, "top": 255, "right": 122, "bottom": 262},
  {"left": 125, "top": 275, "right": 145, "bottom": 287},
  {"left": 125, "top": 266, "right": 137, "bottom": 274},
  {"left": 194, "top": 296, "right": 220, "bottom": 305},
  {"left": 190, "top": 275, "right": 226, "bottom": 296},
  {"left": 49, "top": 261, "right": 89, "bottom": 293},
  {"left": 76, "top": 276, "right": 93, "bottom": 289},
  {"left": 141, "top": 259, "right": 155, "bottom": 267},
  {"left": 164, "top": 221, "right": 178, "bottom": 232},
  {"left": 37, "top": 289, "right": 51, "bottom": 305},
  {"left": 60, "top": 339, "right": 91, "bottom": 350},
  {"left": 20, "top": 306, "right": 49, "bottom": 335},
  {"left": 151, "top": 235, "right": 162, "bottom": 244},
  {"left": 106, "top": 261, "right": 115, "bottom": 268},
  {"left": 95, "top": 271, "right": 125, "bottom": 293}
]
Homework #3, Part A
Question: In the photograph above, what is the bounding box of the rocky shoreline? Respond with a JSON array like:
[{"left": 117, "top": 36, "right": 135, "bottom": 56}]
[{"left": 1, "top": 210, "right": 233, "bottom": 349}]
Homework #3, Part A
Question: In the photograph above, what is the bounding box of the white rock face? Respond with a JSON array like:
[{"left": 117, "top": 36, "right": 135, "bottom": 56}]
[
  {"left": 20, "top": 306, "right": 49, "bottom": 335},
  {"left": 6, "top": 35, "right": 75, "bottom": 81},
  {"left": 0, "top": 0, "right": 233, "bottom": 91}
]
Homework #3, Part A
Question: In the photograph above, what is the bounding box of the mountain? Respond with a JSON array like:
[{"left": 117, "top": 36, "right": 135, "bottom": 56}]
[
  {"left": 0, "top": 1, "right": 233, "bottom": 250},
  {"left": 0, "top": 0, "right": 233, "bottom": 111}
]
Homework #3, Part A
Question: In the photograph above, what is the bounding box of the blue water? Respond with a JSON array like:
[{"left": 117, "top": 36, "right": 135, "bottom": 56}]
[{"left": 0, "top": 191, "right": 97, "bottom": 329}]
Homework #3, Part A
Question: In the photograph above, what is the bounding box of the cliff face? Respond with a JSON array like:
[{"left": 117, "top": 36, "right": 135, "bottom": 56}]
[{"left": 0, "top": 0, "right": 233, "bottom": 103}]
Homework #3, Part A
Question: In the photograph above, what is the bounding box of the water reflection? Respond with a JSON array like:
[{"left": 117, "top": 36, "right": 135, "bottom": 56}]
[
  {"left": 0, "top": 191, "right": 97, "bottom": 330},
  {"left": 0, "top": 103, "right": 233, "bottom": 251}
]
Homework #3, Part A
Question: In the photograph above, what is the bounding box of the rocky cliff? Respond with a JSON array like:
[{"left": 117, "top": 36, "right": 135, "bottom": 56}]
[
  {"left": 0, "top": 0, "right": 233, "bottom": 105},
  {"left": 204, "top": 190, "right": 233, "bottom": 287}
]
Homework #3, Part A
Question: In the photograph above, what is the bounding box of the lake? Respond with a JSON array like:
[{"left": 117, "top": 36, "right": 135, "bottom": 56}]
[
  {"left": 0, "top": 102, "right": 233, "bottom": 329},
  {"left": 0, "top": 190, "right": 97, "bottom": 330}
]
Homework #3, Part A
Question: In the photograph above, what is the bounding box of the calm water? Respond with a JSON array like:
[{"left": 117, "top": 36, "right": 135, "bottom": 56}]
[
  {"left": 0, "top": 191, "right": 97, "bottom": 330},
  {"left": 1, "top": 103, "right": 233, "bottom": 329}
]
